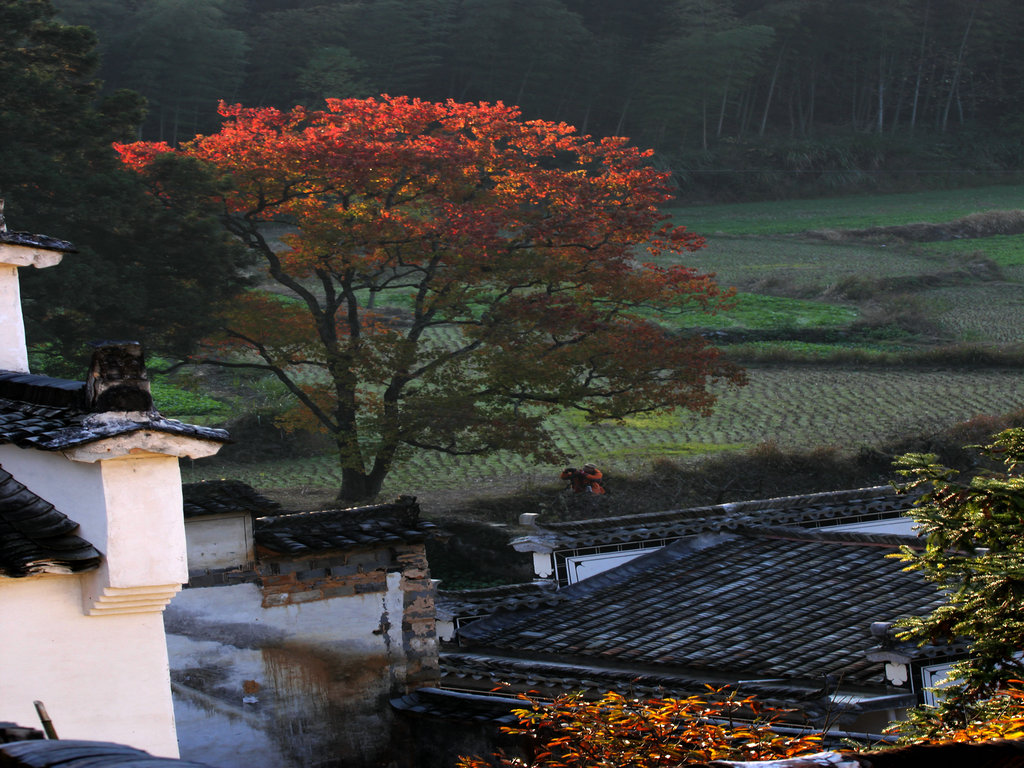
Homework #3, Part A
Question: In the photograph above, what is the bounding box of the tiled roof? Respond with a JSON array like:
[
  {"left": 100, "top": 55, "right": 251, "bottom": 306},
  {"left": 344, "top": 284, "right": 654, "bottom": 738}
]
[
  {"left": 255, "top": 496, "right": 442, "bottom": 556},
  {"left": 436, "top": 582, "right": 560, "bottom": 621},
  {"left": 0, "top": 230, "right": 76, "bottom": 252},
  {"left": 182, "top": 480, "right": 281, "bottom": 518},
  {"left": 456, "top": 527, "right": 944, "bottom": 689},
  {"left": 0, "top": 371, "right": 229, "bottom": 450},
  {"left": 0, "top": 464, "right": 100, "bottom": 577},
  {"left": 440, "top": 652, "right": 838, "bottom": 714},
  {"left": 517, "top": 486, "right": 917, "bottom": 551},
  {"left": 0, "top": 739, "right": 215, "bottom": 767},
  {"left": 390, "top": 687, "right": 522, "bottom": 725}
]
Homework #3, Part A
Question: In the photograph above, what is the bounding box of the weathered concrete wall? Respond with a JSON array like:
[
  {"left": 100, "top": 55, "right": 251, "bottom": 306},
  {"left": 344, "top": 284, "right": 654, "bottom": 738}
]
[
  {"left": 185, "top": 515, "right": 254, "bottom": 572},
  {"left": 167, "top": 543, "right": 439, "bottom": 768}
]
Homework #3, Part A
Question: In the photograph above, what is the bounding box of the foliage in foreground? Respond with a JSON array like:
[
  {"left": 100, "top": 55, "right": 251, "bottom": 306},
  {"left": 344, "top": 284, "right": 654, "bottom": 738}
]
[
  {"left": 456, "top": 691, "right": 823, "bottom": 768},
  {"left": 118, "top": 97, "right": 743, "bottom": 502},
  {"left": 889, "top": 684, "right": 1024, "bottom": 744},
  {"left": 460, "top": 686, "right": 1024, "bottom": 768},
  {"left": 892, "top": 428, "right": 1024, "bottom": 733}
]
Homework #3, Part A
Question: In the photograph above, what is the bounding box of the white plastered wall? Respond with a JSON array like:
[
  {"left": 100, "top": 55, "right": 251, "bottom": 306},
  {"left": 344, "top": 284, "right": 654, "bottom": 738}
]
[
  {"left": 0, "top": 444, "right": 193, "bottom": 756},
  {"left": 0, "top": 575, "right": 179, "bottom": 756},
  {"left": 0, "top": 264, "right": 27, "bottom": 371},
  {"left": 0, "top": 244, "right": 64, "bottom": 372}
]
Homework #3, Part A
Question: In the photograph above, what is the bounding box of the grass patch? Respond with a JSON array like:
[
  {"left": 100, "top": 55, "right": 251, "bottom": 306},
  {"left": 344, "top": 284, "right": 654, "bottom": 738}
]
[
  {"left": 722, "top": 340, "right": 910, "bottom": 363},
  {"left": 151, "top": 378, "right": 230, "bottom": 422},
  {"left": 606, "top": 440, "right": 748, "bottom": 458},
  {"left": 924, "top": 234, "right": 1024, "bottom": 267},
  {"left": 673, "top": 292, "right": 858, "bottom": 331},
  {"left": 657, "top": 237, "right": 941, "bottom": 296},
  {"left": 668, "top": 184, "right": 1024, "bottom": 236}
]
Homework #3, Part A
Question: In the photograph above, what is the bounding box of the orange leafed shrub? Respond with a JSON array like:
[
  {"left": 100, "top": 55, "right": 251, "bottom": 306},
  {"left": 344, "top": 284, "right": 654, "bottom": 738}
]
[{"left": 457, "top": 690, "right": 823, "bottom": 768}]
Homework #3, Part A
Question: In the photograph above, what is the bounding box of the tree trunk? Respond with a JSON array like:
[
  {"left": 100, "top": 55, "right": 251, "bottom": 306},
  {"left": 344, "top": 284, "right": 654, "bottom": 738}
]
[
  {"left": 876, "top": 51, "right": 885, "bottom": 134},
  {"left": 337, "top": 465, "right": 384, "bottom": 503},
  {"left": 716, "top": 77, "right": 729, "bottom": 138},
  {"left": 909, "top": 0, "right": 931, "bottom": 133},
  {"left": 759, "top": 45, "right": 786, "bottom": 136},
  {"left": 806, "top": 60, "right": 816, "bottom": 136},
  {"left": 701, "top": 97, "right": 708, "bottom": 151},
  {"left": 942, "top": 0, "right": 978, "bottom": 132}
]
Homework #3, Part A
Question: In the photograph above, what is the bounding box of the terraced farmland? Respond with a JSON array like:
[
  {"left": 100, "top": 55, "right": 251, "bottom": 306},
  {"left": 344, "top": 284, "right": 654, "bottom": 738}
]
[{"left": 178, "top": 184, "right": 1024, "bottom": 499}]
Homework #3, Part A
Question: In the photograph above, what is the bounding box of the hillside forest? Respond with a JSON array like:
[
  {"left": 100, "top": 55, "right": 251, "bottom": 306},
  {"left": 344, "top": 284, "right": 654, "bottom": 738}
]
[
  {"left": 6, "top": 0, "right": 1024, "bottom": 515},
  {"left": 49, "top": 0, "right": 1024, "bottom": 198}
]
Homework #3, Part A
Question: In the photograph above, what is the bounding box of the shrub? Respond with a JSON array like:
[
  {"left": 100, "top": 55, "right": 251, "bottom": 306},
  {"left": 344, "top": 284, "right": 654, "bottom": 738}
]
[{"left": 456, "top": 690, "right": 823, "bottom": 768}]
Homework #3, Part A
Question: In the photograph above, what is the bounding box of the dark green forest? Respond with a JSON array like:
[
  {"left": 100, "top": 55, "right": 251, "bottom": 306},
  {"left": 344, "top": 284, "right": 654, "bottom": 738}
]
[
  {"left": 52, "top": 0, "right": 1024, "bottom": 199},
  {"left": 4, "top": 0, "right": 1024, "bottom": 364}
]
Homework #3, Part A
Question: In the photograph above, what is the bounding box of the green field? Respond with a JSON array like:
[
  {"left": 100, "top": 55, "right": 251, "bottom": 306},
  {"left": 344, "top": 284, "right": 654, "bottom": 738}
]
[
  {"left": 175, "top": 184, "right": 1024, "bottom": 499},
  {"left": 668, "top": 185, "right": 1024, "bottom": 235}
]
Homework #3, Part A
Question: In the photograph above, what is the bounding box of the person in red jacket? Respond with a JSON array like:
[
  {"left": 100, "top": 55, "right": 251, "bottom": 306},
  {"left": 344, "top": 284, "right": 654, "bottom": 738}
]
[{"left": 560, "top": 463, "right": 606, "bottom": 494}]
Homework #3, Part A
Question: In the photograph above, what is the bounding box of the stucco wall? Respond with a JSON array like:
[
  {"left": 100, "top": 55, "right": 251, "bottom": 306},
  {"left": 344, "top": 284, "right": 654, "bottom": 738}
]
[
  {"left": 0, "top": 574, "right": 179, "bottom": 756},
  {"left": 166, "top": 543, "right": 439, "bottom": 768}
]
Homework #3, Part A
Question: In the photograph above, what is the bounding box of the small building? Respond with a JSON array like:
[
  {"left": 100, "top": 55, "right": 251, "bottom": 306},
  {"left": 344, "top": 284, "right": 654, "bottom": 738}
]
[
  {"left": 0, "top": 227, "right": 228, "bottom": 756},
  {"left": 169, "top": 482, "right": 443, "bottom": 768}
]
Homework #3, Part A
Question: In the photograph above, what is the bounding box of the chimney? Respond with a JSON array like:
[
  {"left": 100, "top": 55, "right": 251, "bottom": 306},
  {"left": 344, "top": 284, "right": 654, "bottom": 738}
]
[
  {"left": 0, "top": 203, "right": 75, "bottom": 372},
  {"left": 86, "top": 341, "right": 155, "bottom": 413}
]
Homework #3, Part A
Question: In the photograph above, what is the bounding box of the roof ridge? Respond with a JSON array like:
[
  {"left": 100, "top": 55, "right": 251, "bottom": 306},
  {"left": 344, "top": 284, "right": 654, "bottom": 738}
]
[
  {"left": 539, "top": 485, "right": 905, "bottom": 532},
  {"left": 734, "top": 525, "right": 922, "bottom": 548},
  {"left": 0, "top": 371, "right": 86, "bottom": 410},
  {"left": 0, "top": 230, "right": 76, "bottom": 252}
]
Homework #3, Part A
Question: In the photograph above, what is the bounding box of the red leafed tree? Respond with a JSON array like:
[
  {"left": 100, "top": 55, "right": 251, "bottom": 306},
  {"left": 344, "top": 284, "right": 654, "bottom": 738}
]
[{"left": 117, "top": 96, "right": 744, "bottom": 502}]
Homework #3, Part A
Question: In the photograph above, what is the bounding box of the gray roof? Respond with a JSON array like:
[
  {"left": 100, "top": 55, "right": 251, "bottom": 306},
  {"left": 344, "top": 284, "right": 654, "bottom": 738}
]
[
  {"left": 436, "top": 581, "right": 559, "bottom": 622},
  {"left": 182, "top": 480, "right": 281, "bottom": 518},
  {"left": 0, "top": 464, "right": 100, "bottom": 577},
  {"left": 456, "top": 527, "right": 945, "bottom": 691},
  {"left": 516, "top": 486, "right": 917, "bottom": 552},
  {"left": 254, "top": 496, "right": 442, "bottom": 556},
  {"left": 0, "top": 371, "right": 228, "bottom": 450}
]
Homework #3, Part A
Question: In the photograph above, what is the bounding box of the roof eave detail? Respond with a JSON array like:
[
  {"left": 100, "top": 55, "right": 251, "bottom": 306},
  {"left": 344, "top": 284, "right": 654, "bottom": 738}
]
[
  {"left": 61, "top": 431, "right": 225, "bottom": 462},
  {"left": 511, "top": 534, "right": 556, "bottom": 553},
  {"left": 84, "top": 583, "right": 183, "bottom": 615},
  {"left": 0, "top": 242, "right": 65, "bottom": 269}
]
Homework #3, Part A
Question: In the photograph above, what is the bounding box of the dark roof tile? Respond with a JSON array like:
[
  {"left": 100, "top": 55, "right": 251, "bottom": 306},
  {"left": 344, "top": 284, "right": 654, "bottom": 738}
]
[
  {"left": 390, "top": 687, "right": 522, "bottom": 724},
  {"left": 436, "top": 582, "right": 561, "bottom": 620},
  {"left": 520, "top": 486, "right": 918, "bottom": 551},
  {"left": 0, "top": 739, "right": 215, "bottom": 767},
  {"left": 254, "top": 496, "right": 442, "bottom": 556},
  {"left": 0, "top": 465, "right": 100, "bottom": 577},
  {"left": 182, "top": 480, "right": 281, "bottom": 518},
  {"left": 0, "top": 371, "right": 228, "bottom": 450},
  {"left": 0, "top": 230, "right": 76, "bottom": 252}
]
